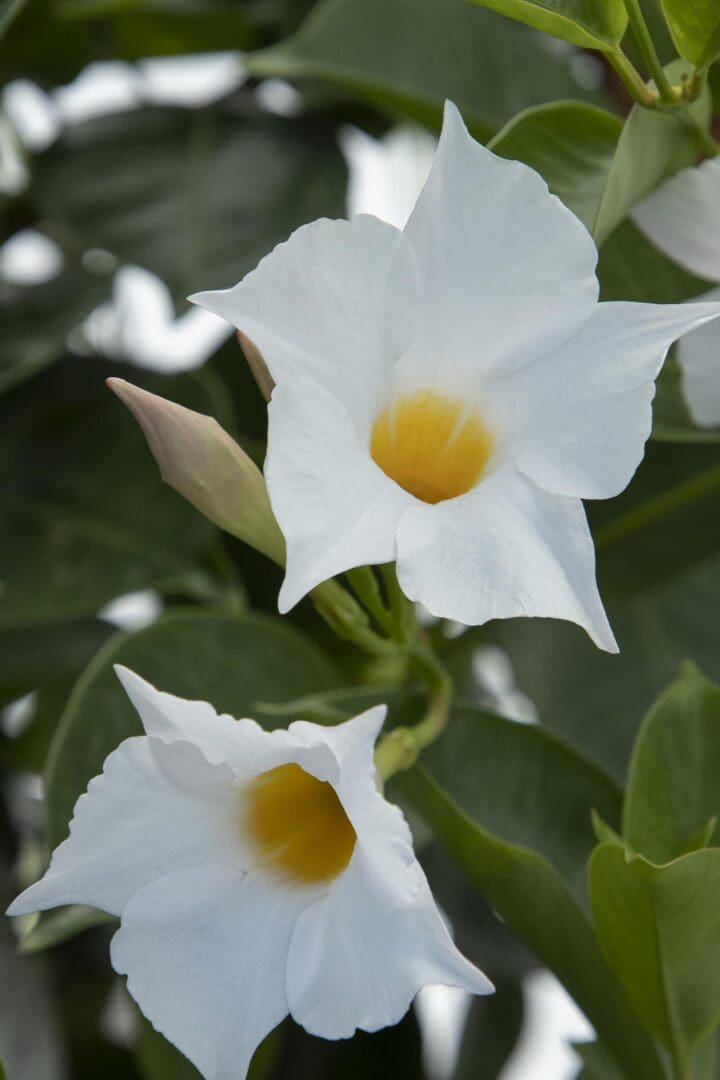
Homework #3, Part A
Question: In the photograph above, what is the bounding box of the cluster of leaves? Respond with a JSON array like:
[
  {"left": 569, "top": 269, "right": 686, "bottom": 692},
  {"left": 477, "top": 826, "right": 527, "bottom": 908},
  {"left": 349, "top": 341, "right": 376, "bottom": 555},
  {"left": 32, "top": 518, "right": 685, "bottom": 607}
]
[{"left": 2, "top": 0, "right": 720, "bottom": 1077}]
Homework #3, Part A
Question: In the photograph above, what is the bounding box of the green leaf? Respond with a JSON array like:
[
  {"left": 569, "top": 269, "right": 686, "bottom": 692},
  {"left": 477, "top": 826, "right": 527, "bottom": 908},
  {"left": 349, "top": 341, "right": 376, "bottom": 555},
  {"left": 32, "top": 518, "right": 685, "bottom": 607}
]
[
  {"left": 136, "top": 1020, "right": 202, "bottom": 1080},
  {"left": 574, "top": 1039, "right": 624, "bottom": 1079},
  {"left": 661, "top": 0, "right": 720, "bottom": 68},
  {"left": 44, "top": 609, "right": 341, "bottom": 848},
  {"left": 0, "top": 0, "right": 29, "bottom": 41},
  {"left": 496, "top": 551, "right": 720, "bottom": 782},
  {"left": 590, "top": 843, "right": 720, "bottom": 1066},
  {"left": 0, "top": 621, "right": 114, "bottom": 775},
  {"left": 247, "top": 0, "right": 611, "bottom": 142},
  {"left": 0, "top": 620, "right": 111, "bottom": 709},
  {"left": 653, "top": 349, "right": 720, "bottom": 444},
  {"left": 0, "top": 262, "right": 110, "bottom": 394},
  {"left": 31, "top": 107, "right": 347, "bottom": 304},
  {"left": 599, "top": 219, "right": 712, "bottom": 304},
  {"left": 592, "top": 59, "right": 712, "bottom": 245},
  {"left": 0, "top": 358, "right": 230, "bottom": 628},
  {"left": 395, "top": 767, "right": 666, "bottom": 1079},
  {"left": 597, "top": 219, "right": 720, "bottom": 442},
  {"left": 490, "top": 101, "right": 623, "bottom": 233},
  {"left": 0, "top": 0, "right": 259, "bottom": 84},
  {"left": 137, "top": 1016, "right": 282, "bottom": 1080},
  {"left": 592, "top": 440, "right": 720, "bottom": 596},
  {"left": 413, "top": 702, "right": 622, "bottom": 906},
  {"left": 18, "top": 905, "right": 115, "bottom": 954},
  {"left": 491, "top": 61, "right": 711, "bottom": 246},
  {"left": 623, "top": 664, "right": 720, "bottom": 863},
  {"left": 467, "top": 0, "right": 627, "bottom": 51}
]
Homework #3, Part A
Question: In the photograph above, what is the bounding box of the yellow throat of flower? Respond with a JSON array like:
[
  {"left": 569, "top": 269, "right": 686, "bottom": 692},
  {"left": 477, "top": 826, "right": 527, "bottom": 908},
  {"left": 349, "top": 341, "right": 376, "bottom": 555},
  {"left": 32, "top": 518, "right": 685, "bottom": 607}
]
[
  {"left": 245, "top": 763, "right": 356, "bottom": 884},
  {"left": 370, "top": 390, "right": 493, "bottom": 504}
]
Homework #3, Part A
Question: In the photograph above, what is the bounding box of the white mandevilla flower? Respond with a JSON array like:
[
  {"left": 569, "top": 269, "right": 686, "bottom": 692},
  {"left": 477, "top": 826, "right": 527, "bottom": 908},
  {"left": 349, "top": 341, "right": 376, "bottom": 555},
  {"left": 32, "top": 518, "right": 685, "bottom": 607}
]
[
  {"left": 8, "top": 667, "right": 491, "bottom": 1080},
  {"left": 634, "top": 157, "right": 720, "bottom": 428},
  {"left": 192, "top": 102, "right": 720, "bottom": 653}
]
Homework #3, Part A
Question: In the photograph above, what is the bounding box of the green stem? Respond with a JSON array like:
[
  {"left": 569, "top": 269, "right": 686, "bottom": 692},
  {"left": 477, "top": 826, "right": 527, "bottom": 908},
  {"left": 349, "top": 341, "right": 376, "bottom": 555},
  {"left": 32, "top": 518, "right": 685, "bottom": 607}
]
[
  {"left": 607, "top": 45, "right": 659, "bottom": 108},
  {"left": 374, "top": 640, "right": 453, "bottom": 780},
  {"left": 379, "top": 562, "right": 416, "bottom": 643},
  {"left": 345, "top": 566, "right": 393, "bottom": 634},
  {"left": 311, "top": 579, "right": 399, "bottom": 658},
  {"left": 622, "top": 0, "right": 677, "bottom": 103}
]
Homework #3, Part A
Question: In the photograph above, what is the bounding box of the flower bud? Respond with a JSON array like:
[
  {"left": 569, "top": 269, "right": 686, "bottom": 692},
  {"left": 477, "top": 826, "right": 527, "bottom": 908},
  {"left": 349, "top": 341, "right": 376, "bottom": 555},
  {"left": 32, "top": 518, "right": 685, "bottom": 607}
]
[
  {"left": 108, "top": 378, "right": 285, "bottom": 565},
  {"left": 237, "top": 331, "right": 274, "bottom": 402}
]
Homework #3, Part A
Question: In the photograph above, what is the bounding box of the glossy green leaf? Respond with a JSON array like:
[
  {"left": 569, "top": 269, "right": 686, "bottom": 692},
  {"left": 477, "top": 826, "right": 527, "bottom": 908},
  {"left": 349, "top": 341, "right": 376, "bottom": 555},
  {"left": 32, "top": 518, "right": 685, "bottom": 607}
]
[
  {"left": 491, "top": 62, "right": 710, "bottom": 246},
  {"left": 247, "top": 0, "right": 610, "bottom": 142},
  {"left": 0, "top": 358, "right": 230, "bottom": 628},
  {"left": 467, "top": 0, "right": 627, "bottom": 51},
  {"left": 395, "top": 766, "right": 665, "bottom": 1079},
  {"left": 590, "top": 844, "right": 720, "bottom": 1065},
  {"left": 0, "top": 0, "right": 259, "bottom": 84},
  {"left": 44, "top": 609, "right": 341, "bottom": 848},
  {"left": 592, "top": 60, "right": 712, "bottom": 244},
  {"left": 32, "top": 107, "right": 347, "bottom": 304},
  {"left": 415, "top": 702, "right": 622, "bottom": 906},
  {"left": 623, "top": 664, "right": 720, "bottom": 863},
  {"left": 661, "top": 0, "right": 720, "bottom": 68},
  {"left": 490, "top": 101, "right": 623, "bottom": 233}
]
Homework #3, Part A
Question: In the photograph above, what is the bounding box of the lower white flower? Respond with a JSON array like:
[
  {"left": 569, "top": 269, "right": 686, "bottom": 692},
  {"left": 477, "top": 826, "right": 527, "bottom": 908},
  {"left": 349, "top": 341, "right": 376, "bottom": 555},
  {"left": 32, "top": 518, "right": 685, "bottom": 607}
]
[
  {"left": 192, "top": 102, "right": 720, "bottom": 652},
  {"left": 7, "top": 667, "right": 491, "bottom": 1080},
  {"left": 634, "top": 158, "right": 720, "bottom": 427}
]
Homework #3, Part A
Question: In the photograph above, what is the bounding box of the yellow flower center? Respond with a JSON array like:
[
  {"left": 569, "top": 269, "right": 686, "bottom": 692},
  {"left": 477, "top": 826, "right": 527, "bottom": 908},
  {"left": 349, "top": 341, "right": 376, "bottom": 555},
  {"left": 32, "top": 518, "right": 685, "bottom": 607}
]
[
  {"left": 245, "top": 763, "right": 356, "bottom": 885},
  {"left": 370, "top": 390, "right": 494, "bottom": 504}
]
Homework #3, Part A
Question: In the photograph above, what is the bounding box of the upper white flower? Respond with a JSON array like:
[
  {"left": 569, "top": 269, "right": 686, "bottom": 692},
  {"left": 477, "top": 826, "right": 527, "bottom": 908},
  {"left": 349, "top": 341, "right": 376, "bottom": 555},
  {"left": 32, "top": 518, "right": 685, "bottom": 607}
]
[
  {"left": 192, "top": 102, "right": 720, "bottom": 652},
  {"left": 634, "top": 157, "right": 720, "bottom": 428},
  {"left": 8, "top": 667, "right": 490, "bottom": 1080}
]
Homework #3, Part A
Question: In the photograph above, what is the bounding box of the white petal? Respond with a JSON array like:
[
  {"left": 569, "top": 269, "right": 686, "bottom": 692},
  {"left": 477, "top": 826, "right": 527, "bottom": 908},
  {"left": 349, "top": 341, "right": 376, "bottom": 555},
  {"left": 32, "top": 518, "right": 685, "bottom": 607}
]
[
  {"left": 265, "top": 376, "right": 413, "bottom": 611},
  {"left": 115, "top": 666, "right": 339, "bottom": 783},
  {"left": 395, "top": 466, "right": 617, "bottom": 652},
  {"left": 633, "top": 158, "right": 720, "bottom": 282},
  {"left": 403, "top": 101, "right": 598, "bottom": 376},
  {"left": 111, "top": 864, "right": 306, "bottom": 1080},
  {"left": 288, "top": 706, "right": 404, "bottom": 846},
  {"left": 277, "top": 703, "right": 490, "bottom": 1040},
  {"left": 509, "top": 300, "right": 720, "bottom": 499},
  {"left": 677, "top": 286, "right": 720, "bottom": 427},
  {"left": 286, "top": 850, "right": 492, "bottom": 1040},
  {"left": 190, "top": 214, "right": 419, "bottom": 420},
  {"left": 8, "top": 738, "right": 237, "bottom": 917}
]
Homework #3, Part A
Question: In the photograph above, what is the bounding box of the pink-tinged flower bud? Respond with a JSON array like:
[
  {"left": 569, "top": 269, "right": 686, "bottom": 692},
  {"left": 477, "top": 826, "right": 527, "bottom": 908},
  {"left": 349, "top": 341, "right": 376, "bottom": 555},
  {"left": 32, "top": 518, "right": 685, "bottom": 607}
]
[
  {"left": 107, "top": 378, "right": 285, "bottom": 566},
  {"left": 237, "top": 331, "right": 274, "bottom": 402}
]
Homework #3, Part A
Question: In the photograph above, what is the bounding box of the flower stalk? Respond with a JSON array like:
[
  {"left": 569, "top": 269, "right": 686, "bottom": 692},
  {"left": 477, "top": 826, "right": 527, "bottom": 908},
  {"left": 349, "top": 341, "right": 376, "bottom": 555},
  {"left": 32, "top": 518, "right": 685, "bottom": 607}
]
[{"left": 374, "top": 638, "right": 453, "bottom": 781}]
